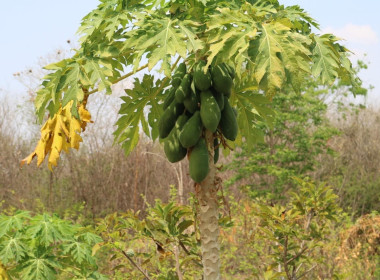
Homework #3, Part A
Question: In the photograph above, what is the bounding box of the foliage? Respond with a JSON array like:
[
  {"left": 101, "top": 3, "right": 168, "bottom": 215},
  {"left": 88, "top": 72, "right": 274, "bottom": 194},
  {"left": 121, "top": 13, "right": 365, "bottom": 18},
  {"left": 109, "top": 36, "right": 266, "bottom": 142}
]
[
  {"left": 85, "top": 181, "right": 379, "bottom": 280},
  {"left": 253, "top": 178, "right": 342, "bottom": 279},
  {"left": 95, "top": 194, "right": 201, "bottom": 279},
  {"left": 228, "top": 85, "right": 338, "bottom": 199},
  {"left": 219, "top": 179, "right": 378, "bottom": 280},
  {"left": 23, "top": 0, "right": 357, "bottom": 168},
  {"left": 0, "top": 211, "right": 105, "bottom": 280},
  {"left": 227, "top": 60, "right": 368, "bottom": 201}
]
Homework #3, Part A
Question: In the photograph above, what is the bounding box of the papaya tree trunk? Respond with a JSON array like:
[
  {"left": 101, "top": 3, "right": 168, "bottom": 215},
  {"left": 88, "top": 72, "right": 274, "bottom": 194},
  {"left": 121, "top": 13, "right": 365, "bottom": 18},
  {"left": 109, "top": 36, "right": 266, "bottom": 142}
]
[{"left": 197, "top": 130, "right": 220, "bottom": 280}]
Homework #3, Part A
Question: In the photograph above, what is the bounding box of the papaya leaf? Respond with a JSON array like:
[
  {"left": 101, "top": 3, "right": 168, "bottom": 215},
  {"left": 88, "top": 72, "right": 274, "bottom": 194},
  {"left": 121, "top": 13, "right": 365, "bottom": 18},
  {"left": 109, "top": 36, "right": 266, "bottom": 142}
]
[
  {"left": 0, "top": 211, "right": 31, "bottom": 238},
  {"left": 114, "top": 75, "right": 165, "bottom": 156},
  {"left": 63, "top": 240, "right": 92, "bottom": 264},
  {"left": 0, "top": 234, "right": 28, "bottom": 264},
  {"left": 19, "top": 254, "right": 59, "bottom": 280},
  {"left": 311, "top": 34, "right": 343, "bottom": 85}
]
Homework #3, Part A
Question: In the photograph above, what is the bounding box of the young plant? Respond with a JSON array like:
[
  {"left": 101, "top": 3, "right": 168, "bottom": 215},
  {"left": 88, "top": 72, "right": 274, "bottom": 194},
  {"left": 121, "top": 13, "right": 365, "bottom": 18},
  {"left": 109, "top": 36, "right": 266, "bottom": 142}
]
[{"left": 0, "top": 211, "right": 104, "bottom": 280}]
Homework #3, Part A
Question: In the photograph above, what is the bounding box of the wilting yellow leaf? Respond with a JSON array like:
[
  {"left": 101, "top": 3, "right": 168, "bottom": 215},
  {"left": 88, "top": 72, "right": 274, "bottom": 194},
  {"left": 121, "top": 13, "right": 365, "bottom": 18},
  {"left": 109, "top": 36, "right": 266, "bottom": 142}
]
[
  {"left": 21, "top": 101, "right": 92, "bottom": 170},
  {"left": 0, "top": 262, "right": 9, "bottom": 280}
]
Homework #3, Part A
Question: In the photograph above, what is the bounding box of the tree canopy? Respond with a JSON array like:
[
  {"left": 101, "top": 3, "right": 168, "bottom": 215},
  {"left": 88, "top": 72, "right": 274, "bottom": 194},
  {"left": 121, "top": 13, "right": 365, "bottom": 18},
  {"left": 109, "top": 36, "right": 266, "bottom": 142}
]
[{"left": 22, "top": 0, "right": 356, "bottom": 170}]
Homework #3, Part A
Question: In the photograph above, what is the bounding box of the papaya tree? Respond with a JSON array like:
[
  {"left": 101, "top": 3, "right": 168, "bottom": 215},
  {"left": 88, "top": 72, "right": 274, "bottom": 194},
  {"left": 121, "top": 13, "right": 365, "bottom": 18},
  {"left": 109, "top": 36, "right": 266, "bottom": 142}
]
[{"left": 22, "top": 0, "right": 357, "bottom": 279}]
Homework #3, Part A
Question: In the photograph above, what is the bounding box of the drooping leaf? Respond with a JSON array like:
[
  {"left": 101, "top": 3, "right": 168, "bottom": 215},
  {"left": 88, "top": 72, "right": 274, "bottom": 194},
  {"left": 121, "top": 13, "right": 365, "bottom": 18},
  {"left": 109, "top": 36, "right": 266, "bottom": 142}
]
[
  {"left": 114, "top": 74, "right": 166, "bottom": 155},
  {"left": 21, "top": 101, "right": 92, "bottom": 170},
  {"left": 311, "top": 34, "right": 343, "bottom": 85}
]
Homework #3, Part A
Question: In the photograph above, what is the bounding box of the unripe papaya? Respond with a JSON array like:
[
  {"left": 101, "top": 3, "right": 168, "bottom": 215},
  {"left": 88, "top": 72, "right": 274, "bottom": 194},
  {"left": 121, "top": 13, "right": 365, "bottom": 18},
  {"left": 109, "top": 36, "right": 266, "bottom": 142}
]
[
  {"left": 163, "top": 87, "right": 176, "bottom": 110},
  {"left": 193, "top": 61, "right": 212, "bottom": 91},
  {"left": 200, "top": 90, "right": 221, "bottom": 132},
  {"left": 175, "top": 73, "right": 191, "bottom": 103},
  {"left": 179, "top": 111, "right": 202, "bottom": 148},
  {"left": 183, "top": 90, "right": 199, "bottom": 114},
  {"left": 220, "top": 96, "right": 238, "bottom": 141},
  {"left": 158, "top": 100, "right": 185, "bottom": 139},
  {"left": 213, "top": 138, "right": 219, "bottom": 164},
  {"left": 189, "top": 138, "right": 209, "bottom": 183},
  {"left": 172, "top": 62, "right": 187, "bottom": 88},
  {"left": 212, "top": 88, "right": 224, "bottom": 111},
  {"left": 211, "top": 63, "right": 233, "bottom": 97},
  {"left": 164, "top": 115, "right": 188, "bottom": 163}
]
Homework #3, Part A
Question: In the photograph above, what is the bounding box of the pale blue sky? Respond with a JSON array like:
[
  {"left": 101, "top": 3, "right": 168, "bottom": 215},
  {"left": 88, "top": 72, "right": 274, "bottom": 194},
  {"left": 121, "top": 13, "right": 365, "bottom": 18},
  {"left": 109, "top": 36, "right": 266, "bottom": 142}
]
[{"left": 0, "top": 1, "right": 379, "bottom": 103}]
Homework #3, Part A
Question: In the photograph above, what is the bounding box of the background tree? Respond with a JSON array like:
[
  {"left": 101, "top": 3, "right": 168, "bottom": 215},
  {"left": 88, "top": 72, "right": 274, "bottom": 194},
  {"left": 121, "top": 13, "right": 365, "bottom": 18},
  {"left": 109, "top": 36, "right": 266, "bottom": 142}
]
[
  {"left": 227, "top": 62, "right": 367, "bottom": 202},
  {"left": 22, "top": 1, "right": 357, "bottom": 279}
]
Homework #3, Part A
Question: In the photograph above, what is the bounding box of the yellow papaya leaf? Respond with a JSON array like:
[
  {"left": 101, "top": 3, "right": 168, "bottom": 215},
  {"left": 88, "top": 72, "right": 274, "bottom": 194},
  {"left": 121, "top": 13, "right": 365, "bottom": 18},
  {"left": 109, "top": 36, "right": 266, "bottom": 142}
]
[
  {"left": 0, "top": 262, "right": 9, "bottom": 280},
  {"left": 21, "top": 101, "right": 92, "bottom": 170}
]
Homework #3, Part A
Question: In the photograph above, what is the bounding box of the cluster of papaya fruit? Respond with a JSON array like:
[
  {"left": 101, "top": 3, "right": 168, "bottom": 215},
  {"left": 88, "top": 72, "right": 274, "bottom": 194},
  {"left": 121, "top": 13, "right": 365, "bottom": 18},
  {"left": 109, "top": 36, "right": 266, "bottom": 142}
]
[{"left": 158, "top": 60, "right": 238, "bottom": 183}]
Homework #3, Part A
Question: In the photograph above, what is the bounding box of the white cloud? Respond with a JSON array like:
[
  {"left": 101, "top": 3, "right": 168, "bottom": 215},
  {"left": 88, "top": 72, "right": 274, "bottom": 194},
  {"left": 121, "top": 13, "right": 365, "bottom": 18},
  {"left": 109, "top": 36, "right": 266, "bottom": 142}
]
[{"left": 323, "top": 24, "right": 379, "bottom": 45}]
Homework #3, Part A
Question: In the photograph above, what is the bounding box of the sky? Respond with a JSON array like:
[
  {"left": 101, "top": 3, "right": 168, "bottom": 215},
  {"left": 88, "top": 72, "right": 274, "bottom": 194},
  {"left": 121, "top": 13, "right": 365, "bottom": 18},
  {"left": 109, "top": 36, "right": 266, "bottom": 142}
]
[{"left": 0, "top": 1, "right": 379, "bottom": 104}]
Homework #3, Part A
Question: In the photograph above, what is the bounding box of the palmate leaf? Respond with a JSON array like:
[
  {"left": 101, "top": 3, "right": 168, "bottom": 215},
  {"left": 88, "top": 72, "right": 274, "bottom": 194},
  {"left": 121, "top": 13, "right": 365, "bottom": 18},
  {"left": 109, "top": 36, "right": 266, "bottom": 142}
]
[
  {"left": 78, "top": 0, "right": 142, "bottom": 43},
  {"left": 0, "top": 211, "right": 30, "bottom": 238},
  {"left": 27, "top": 214, "right": 76, "bottom": 247},
  {"left": 78, "top": 232, "right": 103, "bottom": 246},
  {"left": 63, "top": 240, "right": 93, "bottom": 265},
  {"left": 83, "top": 57, "right": 114, "bottom": 93},
  {"left": 19, "top": 254, "right": 59, "bottom": 280},
  {"left": 0, "top": 234, "right": 28, "bottom": 264},
  {"left": 206, "top": 7, "right": 259, "bottom": 74},
  {"left": 21, "top": 101, "right": 92, "bottom": 170},
  {"left": 124, "top": 16, "right": 203, "bottom": 76},
  {"left": 250, "top": 22, "right": 288, "bottom": 94},
  {"left": 311, "top": 34, "right": 344, "bottom": 84},
  {"left": 114, "top": 74, "right": 165, "bottom": 156},
  {"left": 232, "top": 74, "right": 274, "bottom": 147}
]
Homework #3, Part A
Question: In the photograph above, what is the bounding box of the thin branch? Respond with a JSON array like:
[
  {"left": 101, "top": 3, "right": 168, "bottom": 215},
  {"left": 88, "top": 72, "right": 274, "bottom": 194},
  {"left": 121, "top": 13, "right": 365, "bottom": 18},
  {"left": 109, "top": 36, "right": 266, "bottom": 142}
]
[
  {"left": 283, "top": 236, "right": 292, "bottom": 280},
  {"left": 121, "top": 250, "right": 153, "bottom": 280},
  {"left": 179, "top": 240, "right": 203, "bottom": 268},
  {"left": 174, "top": 245, "right": 184, "bottom": 280},
  {"left": 296, "top": 264, "right": 317, "bottom": 279},
  {"left": 286, "top": 246, "right": 309, "bottom": 265}
]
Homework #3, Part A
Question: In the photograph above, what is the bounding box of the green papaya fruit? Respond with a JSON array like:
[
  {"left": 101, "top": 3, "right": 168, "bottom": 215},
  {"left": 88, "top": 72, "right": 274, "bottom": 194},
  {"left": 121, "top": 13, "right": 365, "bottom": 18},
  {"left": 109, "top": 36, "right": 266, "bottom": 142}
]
[
  {"left": 164, "top": 115, "right": 188, "bottom": 163},
  {"left": 212, "top": 88, "right": 224, "bottom": 111},
  {"left": 211, "top": 63, "right": 233, "bottom": 97},
  {"left": 163, "top": 88, "right": 176, "bottom": 110},
  {"left": 179, "top": 111, "right": 202, "bottom": 148},
  {"left": 172, "top": 62, "right": 187, "bottom": 88},
  {"left": 224, "top": 63, "right": 235, "bottom": 79},
  {"left": 191, "top": 80, "right": 201, "bottom": 102},
  {"left": 213, "top": 138, "right": 219, "bottom": 164},
  {"left": 158, "top": 100, "right": 185, "bottom": 139},
  {"left": 193, "top": 60, "right": 212, "bottom": 91},
  {"left": 220, "top": 96, "right": 238, "bottom": 141},
  {"left": 189, "top": 138, "right": 209, "bottom": 183},
  {"left": 200, "top": 90, "right": 221, "bottom": 132},
  {"left": 183, "top": 90, "right": 199, "bottom": 114},
  {"left": 175, "top": 73, "right": 191, "bottom": 103}
]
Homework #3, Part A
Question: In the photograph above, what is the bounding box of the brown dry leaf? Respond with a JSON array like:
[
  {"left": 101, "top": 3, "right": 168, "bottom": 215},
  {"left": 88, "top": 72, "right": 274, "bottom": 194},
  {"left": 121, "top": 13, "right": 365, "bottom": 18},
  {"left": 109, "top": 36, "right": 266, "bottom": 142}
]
[{"left": 21, "top": 101, "right": 92, "bottom": 170}]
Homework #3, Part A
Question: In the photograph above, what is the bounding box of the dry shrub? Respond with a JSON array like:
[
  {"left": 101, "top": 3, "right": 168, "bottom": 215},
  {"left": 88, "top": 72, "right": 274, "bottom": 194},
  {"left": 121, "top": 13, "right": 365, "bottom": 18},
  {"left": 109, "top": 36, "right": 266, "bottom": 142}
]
[
  {"left": 336, "top": 214, "right": 380, "bottom": 279},
  {"left": 320, "top": 107, "right": 380, "bottom": 215}
]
